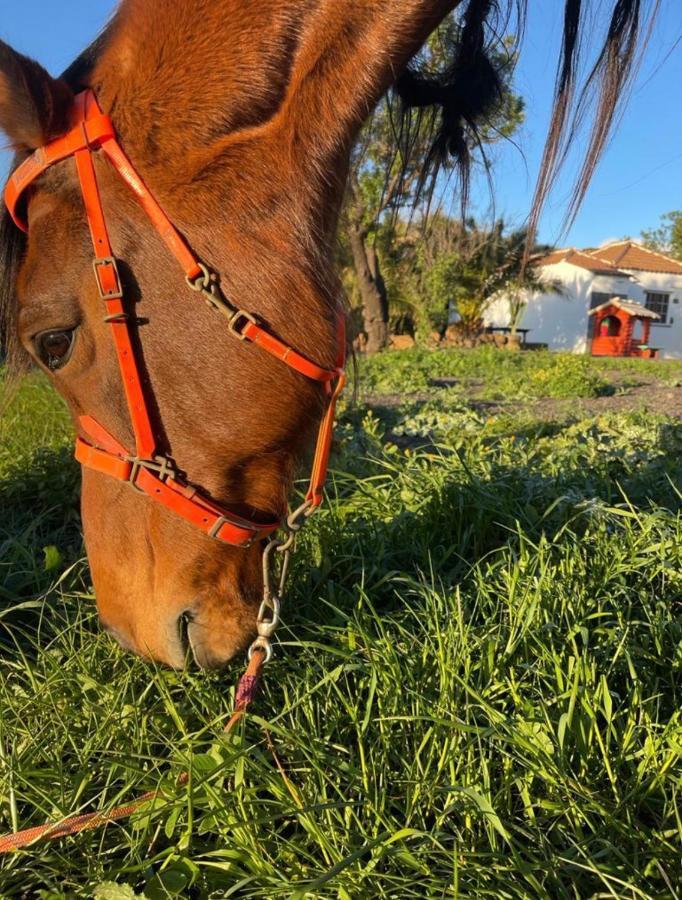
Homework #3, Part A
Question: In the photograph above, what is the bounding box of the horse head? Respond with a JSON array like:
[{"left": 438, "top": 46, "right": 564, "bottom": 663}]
[{"left": 0, "top": 0, "right": 455, "bottom": 667}]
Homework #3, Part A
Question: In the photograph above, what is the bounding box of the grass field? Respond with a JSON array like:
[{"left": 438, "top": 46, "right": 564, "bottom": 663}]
[{"left": 1, "top": 347, "right": 681, "bottom": 898}]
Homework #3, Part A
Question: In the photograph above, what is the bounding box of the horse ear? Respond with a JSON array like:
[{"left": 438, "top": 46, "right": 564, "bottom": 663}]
[{"left": 0, "top": 40, "right": 73, "bottom": 150}]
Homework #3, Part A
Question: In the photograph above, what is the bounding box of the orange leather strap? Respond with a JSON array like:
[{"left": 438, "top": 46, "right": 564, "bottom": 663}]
[
  {"left": 306, "top": 313, "right": 347, "bottom": 506},
  {"left": 4, "top": 89, "right": 346, "bottom": 547},
  {"left": 71, "top": 97, "right": 158, "bottom": 460},
  {"left": 240, "top": 320, "right": 338, "bottom": 383},
  {"left": 306, "top": 369, "right": 346, "bottom": 507},
  {"left": 4, "top": 111, "right": 115, "bottom": 230},
  {"left": 101, "top": 138, "right": 202, "bottom": 280},
  {"left": 74, "top": 435, "right": 278, "bottom": 545}
]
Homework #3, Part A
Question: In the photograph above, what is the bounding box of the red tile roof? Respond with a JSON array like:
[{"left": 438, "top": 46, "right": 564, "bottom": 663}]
[
  {"left": 584, "top": 241, "right": 682, "bottom": 275},
  {"left": 534, "top": 248, "right": 628, "bottom": 276}
]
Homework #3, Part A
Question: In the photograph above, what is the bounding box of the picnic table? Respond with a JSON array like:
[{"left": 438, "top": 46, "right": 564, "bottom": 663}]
[{"left": 484, "top": 326, "right": 531, "bottom": 344}]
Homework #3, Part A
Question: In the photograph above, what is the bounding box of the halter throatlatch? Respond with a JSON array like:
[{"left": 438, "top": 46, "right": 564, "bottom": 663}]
[{"left": 4, "top": 89, "right": 346, "bottom": 551}]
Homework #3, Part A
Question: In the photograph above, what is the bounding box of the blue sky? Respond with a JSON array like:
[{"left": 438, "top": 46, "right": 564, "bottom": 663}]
[
  {"left": 476, "top": 0, "right": 682, "bottom": 248},
  {"left": 1, "top": 0, "right": 681, "bottom": 250}
]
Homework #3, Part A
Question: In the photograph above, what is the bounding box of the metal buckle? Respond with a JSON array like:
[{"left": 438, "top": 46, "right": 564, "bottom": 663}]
[
  {"left": 228, "top": 309, "right": 258, "bottom": 340},
  {"left": 185, "top": 262, "right": 257, "bottom": 340},
  {"left": 127, "top": 454, "right": 175, "bottom": 492},
  {"left": 208, "top": 515, "right": 227, "bottom": 539},
  {"left": 93, "top": 256, "right": 123, "bottom": 300},
  {"left": 207, "top": 515, "right": 255, "bottom": 545},
  {"left": 103, "top": 312, "right": 130, "bottom": 324}
]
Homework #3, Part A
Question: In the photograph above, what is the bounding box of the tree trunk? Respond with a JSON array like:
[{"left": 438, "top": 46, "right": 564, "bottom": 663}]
[{"left": 349, "top": 225, "right": 389, "bottom": 353}]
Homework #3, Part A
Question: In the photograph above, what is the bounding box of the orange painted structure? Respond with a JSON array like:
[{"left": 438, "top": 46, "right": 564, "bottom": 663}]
[{"left": 588, "top": 299, "right": 660, "bottom": 359}]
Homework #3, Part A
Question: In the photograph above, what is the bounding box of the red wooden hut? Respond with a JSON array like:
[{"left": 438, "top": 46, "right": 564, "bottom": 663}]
[{"left": 588, "top": 298, "right": 660, "bottom": 359}]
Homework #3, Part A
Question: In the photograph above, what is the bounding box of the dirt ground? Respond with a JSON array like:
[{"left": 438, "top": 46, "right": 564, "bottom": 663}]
[
  {"left": 477, "top": 378, "right": 682, "bottom": 421},
  {"left": 367, "top": 370, "right": 682, "bottom": 423}
]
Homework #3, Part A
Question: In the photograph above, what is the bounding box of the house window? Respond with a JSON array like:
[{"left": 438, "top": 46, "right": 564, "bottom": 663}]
[
  {"left": 645, "top": 291, "right": 670, "bottom": 323},
  {"left": 590, "top": 292, "right": 611, "bottom": 309}
]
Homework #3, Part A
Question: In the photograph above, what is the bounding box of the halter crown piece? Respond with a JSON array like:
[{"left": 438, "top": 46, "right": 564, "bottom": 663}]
[{"left": 4, "top": 90, "right": 346, "bottom": 549}]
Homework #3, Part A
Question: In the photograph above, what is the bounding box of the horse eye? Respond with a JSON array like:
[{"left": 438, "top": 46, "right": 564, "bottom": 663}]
[{"left": 34, "top": 329, "right": 76, "bottom": 371}]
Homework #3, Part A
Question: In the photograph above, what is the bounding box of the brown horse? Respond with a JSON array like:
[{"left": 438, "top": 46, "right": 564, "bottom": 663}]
[{"left": 0, "top": 0, "right": 653, "bottom": 668}]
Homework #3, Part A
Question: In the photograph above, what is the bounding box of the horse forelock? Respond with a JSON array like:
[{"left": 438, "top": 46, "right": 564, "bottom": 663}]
[{"left": 0, "top": 165, "right": 29, "bottom": 376}]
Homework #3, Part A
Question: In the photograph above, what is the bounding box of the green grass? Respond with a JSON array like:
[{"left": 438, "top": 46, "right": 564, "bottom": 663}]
[
  {"left": 0, "top": 352, "right": 681, "bottom": 898},
  {"left": 356, "top": 346, "right": 625, "bottom": 399}
]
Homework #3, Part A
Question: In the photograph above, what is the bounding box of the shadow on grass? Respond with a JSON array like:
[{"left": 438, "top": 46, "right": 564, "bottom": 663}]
[
  {"left": 1, "top": 416, "right": 681, "bottom": 664},
  {"left": 296, "top": 418, "right": 682, "bottom": 622},
  {"left": 0, "top": 446, "right": 83, "bottom": 647}
]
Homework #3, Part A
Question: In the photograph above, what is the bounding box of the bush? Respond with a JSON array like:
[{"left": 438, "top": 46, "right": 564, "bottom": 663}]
[{"left": 358, "top": 346, "right": 615, "bottom": 399}]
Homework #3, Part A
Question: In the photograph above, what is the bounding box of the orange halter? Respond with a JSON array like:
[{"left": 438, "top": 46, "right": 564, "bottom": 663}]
[
  {"left": 0, "top": 88, "right": 346, "bottom": 854},
  {"left": 4, "top": 89, "right": 346, "bottom": 547}
]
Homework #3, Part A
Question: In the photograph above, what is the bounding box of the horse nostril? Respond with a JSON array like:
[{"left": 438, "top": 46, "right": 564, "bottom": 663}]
[{"left": 177, "top": 611, "right": 193, "bottom": 662}]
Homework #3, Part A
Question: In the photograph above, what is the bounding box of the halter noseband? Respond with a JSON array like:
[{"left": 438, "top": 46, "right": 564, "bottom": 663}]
[{"left": 4, "top": 90, "right": 346, "bottom": 547}]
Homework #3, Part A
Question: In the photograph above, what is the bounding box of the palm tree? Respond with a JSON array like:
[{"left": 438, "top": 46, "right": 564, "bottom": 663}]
[
  {"left": 503, "top": 271, "right": 565, "bottom": 337},
  {"left": 467, "top": 225, "right": 564, "bottom": 340}
]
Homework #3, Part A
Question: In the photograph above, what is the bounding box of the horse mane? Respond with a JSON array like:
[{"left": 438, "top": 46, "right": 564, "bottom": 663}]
[
  {"left": 0, "top": 177, "right": 28, "bottom": 375},
  {"left": 393, "top": 0, "right": 655, "bottom": 243}
]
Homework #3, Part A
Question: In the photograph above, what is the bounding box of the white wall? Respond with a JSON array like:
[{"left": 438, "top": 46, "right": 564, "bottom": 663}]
[
  {"left": 620, "top": 270, "right": 682, "bottom": 359},
  {"left": 484, "top": 261, "right": 633, "bottom": 353},
  {"left": 484, "top": 261, "right": 682, "bottom": 358}
]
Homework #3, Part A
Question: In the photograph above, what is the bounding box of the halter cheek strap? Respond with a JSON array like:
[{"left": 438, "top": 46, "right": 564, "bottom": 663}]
[{"left": 4, "top": 89, "right": 346, "bottom": 547}]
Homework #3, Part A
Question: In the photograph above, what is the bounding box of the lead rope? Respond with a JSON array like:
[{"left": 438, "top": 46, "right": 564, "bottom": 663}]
[
  {"left": 0, "top": 506, "right": 311, "bottom": 854},
  {"left": 0, "top": 649, "right": 264, "bottom": 854},
  {"left": 224, "top": 500, "right": 311, "bottom": 730}
]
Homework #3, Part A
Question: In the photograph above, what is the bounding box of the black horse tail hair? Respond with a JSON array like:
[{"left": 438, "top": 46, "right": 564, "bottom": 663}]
[
  {"left": 394, "top": 0, "right": 513, "bottom": 214},
  {"left": 394, "top": 0, "right": 658, "bottom": 249}
]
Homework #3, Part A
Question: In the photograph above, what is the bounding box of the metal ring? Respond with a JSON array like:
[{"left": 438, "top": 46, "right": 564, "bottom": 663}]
[
  {"left": 185, "top": 262, "right": 211, "bottom": 292},
  {"left": 247, "top": 636, "right": 272, "bottom": 664}
]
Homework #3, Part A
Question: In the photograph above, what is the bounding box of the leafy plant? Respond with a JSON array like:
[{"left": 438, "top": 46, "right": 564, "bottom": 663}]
[
  {"left": 641, "top": 209, "right": 682, "bottom": 261},
  {"left": 359, "top": 345, "right": 615, "bottom": 399}
]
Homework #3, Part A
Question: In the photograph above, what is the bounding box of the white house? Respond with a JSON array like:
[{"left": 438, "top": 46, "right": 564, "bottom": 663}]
[{"left": 484, "top": 241, "right": 682, "bottom": 358}]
